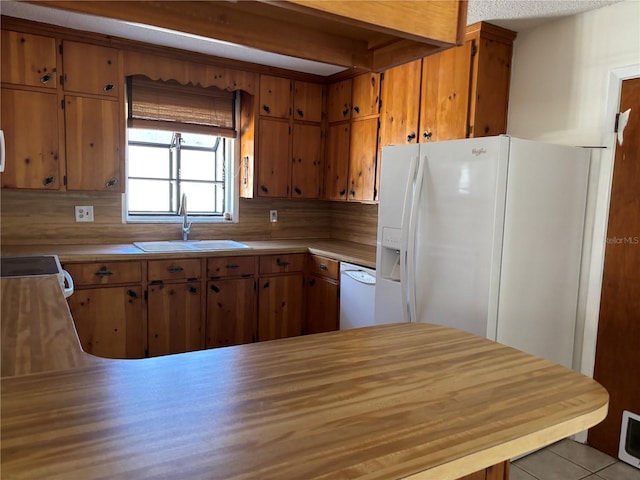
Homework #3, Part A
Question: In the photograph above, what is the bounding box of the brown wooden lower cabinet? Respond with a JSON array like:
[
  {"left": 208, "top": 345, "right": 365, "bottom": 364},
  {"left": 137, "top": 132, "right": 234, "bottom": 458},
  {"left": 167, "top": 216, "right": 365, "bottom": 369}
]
[
  {"left": 206, "top": 278, "right": 257, "bottom": 348},
  {"left": 258, "top": 273, "right": 304, "bottom": 341},
  {"left": 458, "top": 461, "right": 509, "bottom": 480},
  {"left": 147, "top": 281, "right": 204, "bottom": 357},
  {"left": 67, "top": 285, "right": 145, "bottom": 359},
  {"left": 305, "top": 275, "right": 339, "bottom": 334}
]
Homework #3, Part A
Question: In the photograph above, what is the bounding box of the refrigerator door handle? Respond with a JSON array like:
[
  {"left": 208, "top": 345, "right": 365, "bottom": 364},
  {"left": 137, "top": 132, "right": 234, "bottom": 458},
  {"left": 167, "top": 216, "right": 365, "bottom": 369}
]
[
  {"left": 406, "top": 154, "right": 426, "bottom": 323},
  {"left": 400, "top": 154, "right": 424, "bottom": 323}
]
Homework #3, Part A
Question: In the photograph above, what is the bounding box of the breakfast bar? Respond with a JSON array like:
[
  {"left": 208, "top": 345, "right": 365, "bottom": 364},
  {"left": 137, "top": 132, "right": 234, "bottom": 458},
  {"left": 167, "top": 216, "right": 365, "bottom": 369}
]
[{"left": 1, "top": 276, "right": 608, "bottom": 480}]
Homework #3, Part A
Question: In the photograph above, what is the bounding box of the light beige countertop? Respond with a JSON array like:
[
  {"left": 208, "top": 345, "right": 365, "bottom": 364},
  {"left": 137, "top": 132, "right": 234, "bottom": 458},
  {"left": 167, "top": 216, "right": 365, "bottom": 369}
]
[
  {"left": 0, "top": 276, "right": 608, "bottom": 480},
  {"left": 1, "top": 238, "right": 377, "bottom": 267}
]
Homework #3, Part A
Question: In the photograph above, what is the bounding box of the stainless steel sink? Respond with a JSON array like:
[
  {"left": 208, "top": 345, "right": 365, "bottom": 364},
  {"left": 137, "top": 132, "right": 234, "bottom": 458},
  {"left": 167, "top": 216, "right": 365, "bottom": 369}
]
[{"left": 133, "top": 240, "right": 251, "bottom": 253}]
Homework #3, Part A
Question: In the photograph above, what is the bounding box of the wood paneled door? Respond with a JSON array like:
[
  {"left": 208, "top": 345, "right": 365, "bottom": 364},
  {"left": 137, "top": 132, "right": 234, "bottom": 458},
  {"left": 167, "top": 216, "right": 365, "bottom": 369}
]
[{"left": 589, "top": 76, "right": 640, "bottom": 457}]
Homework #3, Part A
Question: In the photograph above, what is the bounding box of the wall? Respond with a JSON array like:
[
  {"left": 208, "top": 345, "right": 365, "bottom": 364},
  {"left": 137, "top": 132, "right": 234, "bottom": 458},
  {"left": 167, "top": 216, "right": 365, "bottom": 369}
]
[
  {"left": 506, "top": 0, "right": 640, "bottom": 375},
  {"left": 0, "top": 190, "right": 334, "bottom": 245},
  {"left": 0, "top": 189, "right": 379, "bottom": 246}
]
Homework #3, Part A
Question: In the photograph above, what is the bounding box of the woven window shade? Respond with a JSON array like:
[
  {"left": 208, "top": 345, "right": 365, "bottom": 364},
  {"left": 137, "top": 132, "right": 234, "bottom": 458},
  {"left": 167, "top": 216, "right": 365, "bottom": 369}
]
[{"left": 128, "top": 75, "right": 236, "bottom": 138}]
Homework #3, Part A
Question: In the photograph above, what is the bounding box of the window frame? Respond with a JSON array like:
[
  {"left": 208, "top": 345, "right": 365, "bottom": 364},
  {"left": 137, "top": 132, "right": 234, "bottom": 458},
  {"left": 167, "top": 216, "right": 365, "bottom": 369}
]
[{"left": 123, "top": 78, "right": 240, "bottom": 225}]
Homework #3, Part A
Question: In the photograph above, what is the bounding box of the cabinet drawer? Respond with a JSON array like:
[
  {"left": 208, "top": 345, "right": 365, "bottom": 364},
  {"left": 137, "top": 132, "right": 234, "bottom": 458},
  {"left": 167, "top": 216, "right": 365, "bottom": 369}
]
[
  {"left": 64, "top": 261, "right": 142, "bottom": 286},
  {"left": 308, "top": 255, "right": 339, "bottom": 280},
  {"left": 148, "top": 259, "right": 201, "bottom": 282},
  {"left": 259, "top": 254, "right": 305, "bottom": 274},
  {"left": 207, "top": 256, "right": 256, "bottom": 279}
]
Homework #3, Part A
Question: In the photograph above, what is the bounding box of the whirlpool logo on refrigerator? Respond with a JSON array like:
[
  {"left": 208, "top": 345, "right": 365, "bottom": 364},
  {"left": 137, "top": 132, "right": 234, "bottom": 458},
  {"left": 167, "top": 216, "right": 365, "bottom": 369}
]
[{"left": 471, "top": 148, "right": 487, "bottom": 156}]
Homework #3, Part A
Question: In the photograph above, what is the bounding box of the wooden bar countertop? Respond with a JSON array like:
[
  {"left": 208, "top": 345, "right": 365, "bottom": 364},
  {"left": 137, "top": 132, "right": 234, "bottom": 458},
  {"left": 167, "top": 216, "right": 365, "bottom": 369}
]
[{"left": 1, "top": 275, "right": 608, "bottom": 480}]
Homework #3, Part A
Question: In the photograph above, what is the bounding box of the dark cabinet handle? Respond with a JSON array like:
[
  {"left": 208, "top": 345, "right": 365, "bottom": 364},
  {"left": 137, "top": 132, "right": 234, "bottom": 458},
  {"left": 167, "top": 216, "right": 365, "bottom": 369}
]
[
  {"left": 42, "top": 176, "right": 55, "bottom": 186},
  {"left": 167, "top": 266, "right": 184, "bottom": 273},
  {"left": 263, "top": 281, "right": 270, "bottom": 289},
  {"left": 105, "top": 178, "right": 118, "bottom": 188},
  {"left": 342, "top": 108, "right": 349, "bottom": 117},
  {"left": 95, "top": 267, "right": 113, "bottom": 277},
  {"left": 104, "top": 83, "right": 115, "bottom": 92},
  {"left": 350, "top": 190, "right": 356, "bottom": 197},
  {"left": 297, "top": 109, "right": 304, "bottom": 118},
  {"left": 210, "top": 284, "right": 220, "bottom": 293},
  {"left": 423, "top": 130, "right": 432, "bottom": 140},
  {"left": 188, "top": 286, "right": 198, "bottom": 295},
  {"left": 407, "top": 132, "right": 416, "bottom": 142},
  {"left": 40, "top": 73, "right": 53, "bottom": 84},
  {"left": 260, "top": 185, "right": 268, "bottom": 193},
  {"left": 294, "top": 187, "right": 302, "bottom": 195},
  {"left": 276, "top": 259, "right": 289, "bottom": 267},
  {"left": 339, "top": 189, "right": 346, "bottom": 196},
  {"left": 262, "top": 105, "right": 270, "bottom": 113},
  {"left": 309, "top": 278, "right": 316, "bottom": 287},
  {"left": 319, "top": 263, "right": 328, "bottom": 271},
  {"left": 353, "top": 106, "right": 360, "bottom": 114},
  {"left": 226, "top": 264, "right": 239, "bottom": 269},
  {"left": 127, "top": 289, "right": 138, "bottom": 299}
]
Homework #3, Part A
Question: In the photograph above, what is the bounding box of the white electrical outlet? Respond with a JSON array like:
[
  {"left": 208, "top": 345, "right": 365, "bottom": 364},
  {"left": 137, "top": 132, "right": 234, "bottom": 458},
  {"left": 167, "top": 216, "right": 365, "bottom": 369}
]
[
  {"left": 75, "top": 205, "right": 94, "bottom": 222},
  {"left": 270, "top": 210, "right": 278, "bottom": 223}
]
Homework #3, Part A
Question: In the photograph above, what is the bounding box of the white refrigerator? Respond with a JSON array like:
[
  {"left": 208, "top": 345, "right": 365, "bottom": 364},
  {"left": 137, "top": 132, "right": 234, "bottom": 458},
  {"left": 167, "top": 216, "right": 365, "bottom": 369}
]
[{"left": 373, "top": 135, "right": 590, "bottom": 368}]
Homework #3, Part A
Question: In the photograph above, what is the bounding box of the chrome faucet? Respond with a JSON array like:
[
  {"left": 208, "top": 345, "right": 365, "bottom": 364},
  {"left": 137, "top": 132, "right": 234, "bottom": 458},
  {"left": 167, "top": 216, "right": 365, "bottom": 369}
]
[{"left": 177, "top": 193, "right": 191, "bottom": 241}]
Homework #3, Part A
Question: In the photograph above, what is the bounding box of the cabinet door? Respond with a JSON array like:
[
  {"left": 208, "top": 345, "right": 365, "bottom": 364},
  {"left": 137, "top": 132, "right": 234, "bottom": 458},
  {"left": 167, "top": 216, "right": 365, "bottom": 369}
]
[
  {"left": 291, "top": 123, "right": 322, "bottom": 199},
  {"left": 259, "top": 75, "right": 291, "bottom": 118},
  {"left": 293, "top": 81, "right": 323, "bottom": 122},
  {"left": 351, "top": 73, "right": 380, "bottom": 119},
  {"left": 258, "top": 274, "right": 304, "bottom": 341},
  {"left": 64, "top": 95, "right": 121, "bottom": 191},
  {"left": 62, "top": 41, "right": 119, "bottom": 97},
  {"left": 1, "top": 31, "right": 57, "bottom": 88},
  {"left": 148, "top": 282, "right": 204, "bottom": 357},
  {"left": 305, "top": 275, "right": 339, "bottom": 335},
  {"left": 323, "top": 123, "right": 350, "bottom": 201},
  {"left": 348, "top": 118, "right": 378, "bottom": 202},
  {"left": 257, "top": 118, "right": 290, "bottom": 197},
  {"left": 67, "top": 286, "right": 144, "bottom": 359},
  {"left": 378, "top": 59, "right": 421, "bottom": 147},
  {"left": 327, "top": 79, "right": 352, "bottom": 123},
  {"left": 206, "top": 279, "right": 257, "bottom": 348},
  {"left": 419, "top": 41, "right": 472, "bottom": 142},
  {"left": 0, "top": 88, "right": 60, "bottom": 189}
]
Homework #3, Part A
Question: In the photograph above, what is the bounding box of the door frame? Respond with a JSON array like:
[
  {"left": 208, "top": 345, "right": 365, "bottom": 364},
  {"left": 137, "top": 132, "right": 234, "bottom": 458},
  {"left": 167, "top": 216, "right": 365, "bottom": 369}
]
[{"left": 580, "top": 65, "right": 640, "bottom": 375}]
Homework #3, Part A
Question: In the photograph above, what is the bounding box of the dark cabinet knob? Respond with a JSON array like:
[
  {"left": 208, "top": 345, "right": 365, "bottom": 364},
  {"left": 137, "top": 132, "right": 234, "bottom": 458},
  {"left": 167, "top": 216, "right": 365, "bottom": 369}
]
[
  {"left": 95, "top": 267, "right": 113, "bottom": 277},
  {"left": 260, "top": 185, "right": 268, "bottom": 193},
  {"left": 319, "top": 263, "right": 328, "bottom": 271},
  {"left": 210, "top": 284, "right": 220, "bottom": 293},
  {"left": 104, "top": 83, "right": 115, "bottom": 92},
  {"left": 127, "top": 289, "right": 138, "bottom": 299},
  {"left": 167, "top": 266, "right": 184, "bottom": 273},
  {"left": 350, "top": 190, "right": 356, "bottom": 197},
  {"left": 263, "top": 281, "right": 270, "bottom": 289},
  {"left": 297, "top": 109, "right": 304, "bottom": 118},
  {"left": 42, "top": 176, "right": 55, "bottom": 186},
  {"left": 342, "top": 108, "right": 349, "bottom": 117},
  {"left": 353, "top": 106, "right": 360, "bottom": 114},
  {"left": 40, "top": 73, "right": 53, "bottom": 84},
  {"left": 407, "top": 132, "right": 416, "bottom": 142},
  {"left": 262, "top": 105, "right": 270, "bottom": 113},
  {"left": 294, "top": 187, "right": 302, "bottom": 195},
  {"left": 188, "top": 286, "right": 198, "bottom": 295},
  {"left": 105, "top": 178, "right": 118, "bottom": 188},
  {"left": 423, "top": 130, "right": 432, "bottom": 140},
  {"left": 226, "top": 264, "right": 239, "bottom": 269},
  {"left": 309, "top": 278, "right": 316, "bottom": 287},
  {"left": 276, "top": 258, "right": 290, "bottom": 267}
]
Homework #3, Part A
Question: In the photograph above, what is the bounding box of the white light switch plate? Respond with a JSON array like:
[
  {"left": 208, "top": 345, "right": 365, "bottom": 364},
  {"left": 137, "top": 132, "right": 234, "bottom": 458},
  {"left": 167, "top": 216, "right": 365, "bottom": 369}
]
[{"left": 75, "top": 205, "right": 94, "bottom": 222}]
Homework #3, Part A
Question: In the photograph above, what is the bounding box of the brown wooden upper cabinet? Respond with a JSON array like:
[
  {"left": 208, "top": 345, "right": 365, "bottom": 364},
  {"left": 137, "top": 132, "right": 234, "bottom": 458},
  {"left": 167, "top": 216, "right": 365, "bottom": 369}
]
[
  {"left": 61, "top": 41, "right": 120, "bottom": 97},
  {"left": 1, "top": 31, "right": 57, "bottom": 89},
  {"left": 256, "top": 74, "right": 324, "bottom": 199},
  {"left": 324, "top": 72, "right": 380, "bottom": 203}
]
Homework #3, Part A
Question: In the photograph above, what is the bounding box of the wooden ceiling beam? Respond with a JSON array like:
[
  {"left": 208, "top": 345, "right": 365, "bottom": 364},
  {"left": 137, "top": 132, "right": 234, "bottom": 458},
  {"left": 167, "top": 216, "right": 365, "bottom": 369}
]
[{"left": 25, "top": 0, "right": 467, "bottom": 72}]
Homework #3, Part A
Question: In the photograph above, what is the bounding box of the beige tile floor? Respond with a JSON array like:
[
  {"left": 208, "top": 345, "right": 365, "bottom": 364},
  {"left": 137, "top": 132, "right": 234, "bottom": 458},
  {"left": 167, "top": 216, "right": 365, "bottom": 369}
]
[{"left": 511, "top": 439, "right": 640, "bottom": 480}]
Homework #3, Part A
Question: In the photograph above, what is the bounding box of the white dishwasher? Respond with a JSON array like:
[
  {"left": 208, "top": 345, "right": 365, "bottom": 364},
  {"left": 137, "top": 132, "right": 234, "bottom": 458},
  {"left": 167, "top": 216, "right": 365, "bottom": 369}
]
[{"left": 339, "top": 262, "right": 376, "bottom": 330}]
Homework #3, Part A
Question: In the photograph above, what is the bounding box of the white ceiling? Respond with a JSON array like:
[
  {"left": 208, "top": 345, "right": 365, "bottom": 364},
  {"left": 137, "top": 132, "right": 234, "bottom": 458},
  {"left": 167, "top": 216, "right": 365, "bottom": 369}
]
[{"left": 0, "top": 0, "right": 623, "bottom": 76}]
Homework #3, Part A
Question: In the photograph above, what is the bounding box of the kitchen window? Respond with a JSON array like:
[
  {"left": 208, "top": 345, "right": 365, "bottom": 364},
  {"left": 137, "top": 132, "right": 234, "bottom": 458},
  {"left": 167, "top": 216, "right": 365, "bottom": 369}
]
[{"left": 124, "top": 76, "right": 238, "bottom": 223}]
